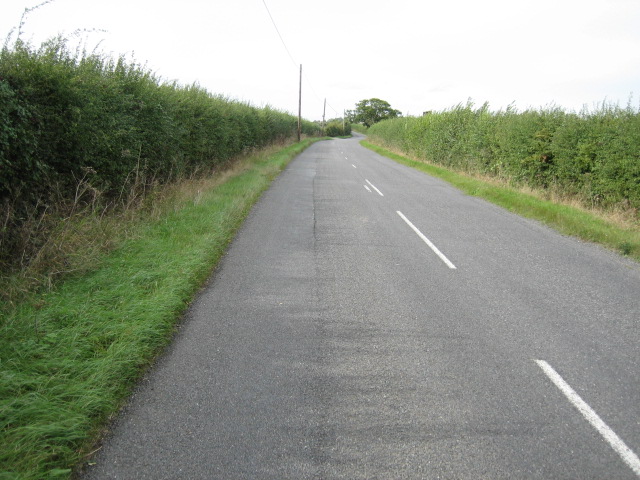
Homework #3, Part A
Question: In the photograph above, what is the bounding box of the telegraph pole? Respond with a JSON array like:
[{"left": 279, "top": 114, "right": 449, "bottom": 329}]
[
  {"left": 297, "top": 64, "right": 302, "bottom": 142},
  {"left": 322, "top": 98, "right": 326, "bottom": 134}
]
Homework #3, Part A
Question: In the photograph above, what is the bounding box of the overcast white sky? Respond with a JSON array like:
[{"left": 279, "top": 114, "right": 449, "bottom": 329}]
[{"left": 2, "top": 0, "right": 640, "bottom": 120}]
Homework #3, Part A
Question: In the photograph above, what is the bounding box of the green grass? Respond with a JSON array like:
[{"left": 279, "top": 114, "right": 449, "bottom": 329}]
[
  {"left": 367, "top": 103, "right": 640, "bottom": 213},
  {"left": 351, "top": 124, "right": 369, "bottom": 134},
  {"left": 362, "top": 141, "right": 640, "bottom": 262},
  {"left": 0, "top": 138, "right": 322, "bottom": 480},
  {"left": 1, "top": 36, "right": 321, "bottom": 275}
]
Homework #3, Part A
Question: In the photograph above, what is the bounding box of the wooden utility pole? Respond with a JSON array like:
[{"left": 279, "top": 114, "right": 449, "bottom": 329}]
[
  {"left": 297, "top": 64, "right": 302, "bottom": 142},
  {"left": 322, "top": 98, "right": 326, "bottom": 133}
]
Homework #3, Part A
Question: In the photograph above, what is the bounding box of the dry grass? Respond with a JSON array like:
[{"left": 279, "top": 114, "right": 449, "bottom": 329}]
[
  {"left": 379, "top": 143, "right": 639, "bottom": 231},
  {"left": 0, "top": 141, "right": 294, "bottom": 308},
  {"left": 364, "top": 140, "right": 640, "bottom": 260},
  {"left": 0, "top": 137, "right": 320, "bottom": 480}
]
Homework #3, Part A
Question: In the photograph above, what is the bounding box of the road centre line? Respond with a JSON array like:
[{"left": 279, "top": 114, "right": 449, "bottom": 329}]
[
  {"left": 365, "top": 179, "right": 384, "bottom": 197},
  {"left": 535, "top": 360, "right": 640, "bottom": 477},
  {"left": 396, "top": 211, "right": 456, "bottom": 269},
  {"left": 352, "top": 164, "right": 357, "bottom": 168}
]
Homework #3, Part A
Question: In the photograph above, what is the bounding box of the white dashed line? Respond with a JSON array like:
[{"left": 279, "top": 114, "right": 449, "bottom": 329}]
[
  {"left": 536, "top": 360, "right": 640, "bottom": 477},
  {"left": 365, "top": 179, "right": 384, "bottom": 197},
  {"left": 396, "top": 211, "right": 456, "bottom": 269}
]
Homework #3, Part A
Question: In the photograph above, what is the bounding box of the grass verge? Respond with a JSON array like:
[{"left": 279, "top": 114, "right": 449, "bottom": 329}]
[
  {"left": 362, "top": 141, "right": 640, "bottom": 262},
  {"left": 0, "top": 138, "right": 323, "bottom": 480}
]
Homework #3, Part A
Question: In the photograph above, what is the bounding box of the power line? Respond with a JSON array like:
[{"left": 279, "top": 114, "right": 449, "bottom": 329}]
[
  {"left": 325, "top": 98, "right": 340, "bottom": 116},
  {"left": 300, "top": 69, "right": 339, "bottom": 116},
  {"left": 260, "top": 0, "right": 343, "bottom": 119},
  {"left": 261, "top": 0, "right": 298, "bottom": 68}
]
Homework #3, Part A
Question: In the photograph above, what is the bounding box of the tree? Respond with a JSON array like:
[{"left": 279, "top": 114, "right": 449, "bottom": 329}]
[{"left": 352, "top": 98, "right": 401, "bottom": 127}]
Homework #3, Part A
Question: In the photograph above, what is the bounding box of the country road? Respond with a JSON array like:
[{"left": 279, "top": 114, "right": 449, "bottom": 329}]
[{"left": 83, "top": 133, "right": 640, "bottom": 479}]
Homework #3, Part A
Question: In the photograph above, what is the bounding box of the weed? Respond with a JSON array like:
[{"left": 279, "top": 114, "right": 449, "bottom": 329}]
[
  {"left": 363, "top": 141, "right": 640, "bottom": 263},
  {"left": 0, "top": 35, "right": 320, "bottom": 285},
  {"left": 619, "top": 242, "right": 633, "bottom": 256},
  {"left": 0, "top": 138, "right": 322, "bottom": 479}
]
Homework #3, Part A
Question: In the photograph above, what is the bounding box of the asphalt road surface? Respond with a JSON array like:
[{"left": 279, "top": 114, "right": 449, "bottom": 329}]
[{"left": 83, "top": 133, "right": 640, "bottom": 479}]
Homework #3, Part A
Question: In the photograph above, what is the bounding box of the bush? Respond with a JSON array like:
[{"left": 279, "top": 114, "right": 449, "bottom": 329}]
[
  {"left": 368, "top": 101, "right": 640, "bottom": 214},
  {"left": 325, "top": 120, "right": 351, "bottom": 137},
  {"left": 0, "top": 37, "right": 319, "bottom": 272}
]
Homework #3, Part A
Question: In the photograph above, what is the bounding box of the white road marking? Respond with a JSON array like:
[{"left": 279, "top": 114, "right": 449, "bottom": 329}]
[
  {"left": 364, "top": 185, "right": 372, "bottom": 193},
  {"left": 352, "top": 164, "right": 357, "bottom": 169},
  {"left": 365, "top": 179, "right": 384, "bottom": 197},
  {"left": 396, "top": 211, "right": 456, "bottom": 269},
  {"left": 535, "top": 360, "right": 640, "bottom": 477}
]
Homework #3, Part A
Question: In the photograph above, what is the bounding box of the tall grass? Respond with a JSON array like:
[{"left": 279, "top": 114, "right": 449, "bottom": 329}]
[
  {"left": 368, "top": 101, "right": 640, "bottom": 218},
  {"left": 351, "top": 123, "right": 368, "bottom": 134},
  {"left": 0, "top": 138, "right": 322, "bottom": 480},
  {"left": 0, "top": 36, "right": 320, "bottom": 300},
  {"left": 362, "top": 141, "right": 640, "bottom": 260},
  {"left": 0, "top": 11, "right": 325, "bottom": 479}
]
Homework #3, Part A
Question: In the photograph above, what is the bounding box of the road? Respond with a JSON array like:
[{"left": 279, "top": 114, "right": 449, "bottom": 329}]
[{"left": 83, "top": 133, "right": 640, "bottom": 479}]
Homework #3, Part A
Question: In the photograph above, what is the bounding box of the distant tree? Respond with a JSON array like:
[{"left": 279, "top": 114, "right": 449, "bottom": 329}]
[
  {"left": 352, "top": 98, "right": 402, "bottom": 127},
  {"left": 345, "top": 109, "right": 356, "bottom": 123}
]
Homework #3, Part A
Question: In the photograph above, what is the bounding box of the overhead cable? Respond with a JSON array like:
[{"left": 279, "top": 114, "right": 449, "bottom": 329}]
[
  {"left": 261, "top": 0, "right": 298, "bottom": 68},
  {"left": 260, "top": 0, "right": 342, "bottom": 117}
]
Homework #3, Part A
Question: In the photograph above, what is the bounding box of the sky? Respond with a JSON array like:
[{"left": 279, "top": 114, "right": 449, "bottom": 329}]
[{"left": 2, "top": 0, "right": 640, "bottom": 121}]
